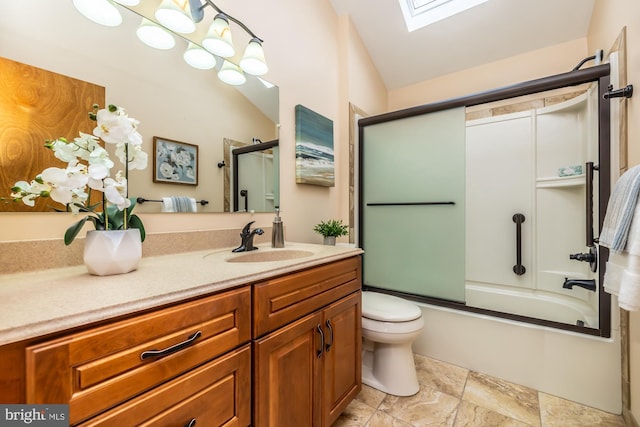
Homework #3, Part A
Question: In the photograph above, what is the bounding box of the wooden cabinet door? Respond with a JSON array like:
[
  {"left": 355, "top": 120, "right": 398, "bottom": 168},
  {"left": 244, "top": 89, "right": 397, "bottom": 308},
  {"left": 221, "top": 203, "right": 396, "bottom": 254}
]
[
  {"left": 254, "top": 312, "right": 323, "bottom": 427},
  {"left": 322, "top": 292, "right": 361, "bottom": 427}
]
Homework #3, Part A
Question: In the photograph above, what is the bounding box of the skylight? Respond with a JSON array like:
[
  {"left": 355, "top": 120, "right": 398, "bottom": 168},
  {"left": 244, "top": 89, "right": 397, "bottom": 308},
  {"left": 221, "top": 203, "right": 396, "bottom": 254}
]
[{"left": 398, "top": 0, "right": 489, "bottom": 32}]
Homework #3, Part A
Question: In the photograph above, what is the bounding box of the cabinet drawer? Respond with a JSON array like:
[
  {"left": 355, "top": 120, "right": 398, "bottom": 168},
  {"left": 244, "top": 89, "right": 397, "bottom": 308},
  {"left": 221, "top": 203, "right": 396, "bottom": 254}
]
[
  {"left": 26, "top": 286, "right": 251, "bottom": 425},
  {"left": 79, "top": 344, "right": 251, "bottom": 427},
  {"left": 253, "top": 256, "right": 361, "bottom": 337}
]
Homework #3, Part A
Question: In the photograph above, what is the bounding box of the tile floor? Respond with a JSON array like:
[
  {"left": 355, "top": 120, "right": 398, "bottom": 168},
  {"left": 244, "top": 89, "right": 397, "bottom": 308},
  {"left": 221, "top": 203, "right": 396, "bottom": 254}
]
[{"left": 332, "top": 354, "right": 627, "bottom": 427}]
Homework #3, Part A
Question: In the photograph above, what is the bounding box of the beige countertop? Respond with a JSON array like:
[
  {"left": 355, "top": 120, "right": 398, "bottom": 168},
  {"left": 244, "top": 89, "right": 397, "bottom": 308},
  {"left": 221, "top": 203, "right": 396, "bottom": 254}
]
[{"left": 0, "top": 242, "right": 363, "bottom": 346}]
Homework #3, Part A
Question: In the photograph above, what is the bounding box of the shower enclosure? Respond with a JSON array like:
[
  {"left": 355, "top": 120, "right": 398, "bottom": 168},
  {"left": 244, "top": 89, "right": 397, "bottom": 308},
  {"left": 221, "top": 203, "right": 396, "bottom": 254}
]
[{"left": 359, "top": 64, "right": 612, "bottom": 337}]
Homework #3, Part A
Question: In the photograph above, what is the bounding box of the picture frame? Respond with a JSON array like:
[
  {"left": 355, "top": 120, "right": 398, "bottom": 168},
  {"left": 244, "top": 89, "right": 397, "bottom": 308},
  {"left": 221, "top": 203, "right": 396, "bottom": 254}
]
[
  {"left": 295, "top": 104, "right": 335, "bottom": 187},
  {"left": 153, "top": 136, "right": 198, "bottom": 185}
]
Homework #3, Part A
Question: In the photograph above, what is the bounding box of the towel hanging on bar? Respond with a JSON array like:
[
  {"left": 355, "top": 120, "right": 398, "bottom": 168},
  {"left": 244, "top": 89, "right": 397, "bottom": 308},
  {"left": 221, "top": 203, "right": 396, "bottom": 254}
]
[{"left": 162, "top": 197, "right": 197, "bottom": 213}]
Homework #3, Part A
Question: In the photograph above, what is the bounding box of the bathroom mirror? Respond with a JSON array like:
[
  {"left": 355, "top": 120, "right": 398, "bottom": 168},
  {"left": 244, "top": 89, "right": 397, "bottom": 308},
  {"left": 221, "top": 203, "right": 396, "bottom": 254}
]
[{"left": 0, "top": 0, "right": 279, "bottom": 214}]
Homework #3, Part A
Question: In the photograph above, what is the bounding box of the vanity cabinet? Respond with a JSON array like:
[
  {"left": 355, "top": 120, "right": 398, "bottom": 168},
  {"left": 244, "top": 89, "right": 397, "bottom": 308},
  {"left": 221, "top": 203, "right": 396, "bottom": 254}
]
[
  {"left": 6, "top": 253, "right": 363, "bottom": 427},
  {"left": 25, "top": 286, "right": 251, "bottom": 426},
  {"left": 253, "top": 257, "right": 362, "bottom": 427}
]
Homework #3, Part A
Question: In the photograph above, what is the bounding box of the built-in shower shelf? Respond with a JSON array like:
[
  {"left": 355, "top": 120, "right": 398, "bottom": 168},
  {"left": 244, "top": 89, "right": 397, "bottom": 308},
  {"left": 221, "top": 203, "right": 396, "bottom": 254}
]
[{"left": 536, "top": 175, "right": 585, "bottom": 188}]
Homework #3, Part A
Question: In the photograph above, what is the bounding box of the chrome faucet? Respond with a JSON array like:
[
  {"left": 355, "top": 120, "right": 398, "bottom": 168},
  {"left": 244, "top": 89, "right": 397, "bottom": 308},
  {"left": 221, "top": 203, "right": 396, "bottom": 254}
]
[{"left": 232, "top": 221, "right": 264, "bottom": 252}]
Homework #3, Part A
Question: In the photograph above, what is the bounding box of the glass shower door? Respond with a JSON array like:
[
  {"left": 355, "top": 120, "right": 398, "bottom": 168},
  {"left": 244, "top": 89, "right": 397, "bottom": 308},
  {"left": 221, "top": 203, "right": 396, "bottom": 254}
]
[{"left": 361, "top": 107, "right": 466, "bottom": 302}]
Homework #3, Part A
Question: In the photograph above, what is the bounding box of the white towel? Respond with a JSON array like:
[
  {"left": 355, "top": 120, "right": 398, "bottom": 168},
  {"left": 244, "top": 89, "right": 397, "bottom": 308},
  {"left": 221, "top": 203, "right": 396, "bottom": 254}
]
[
  {"left": 599, "top": 164, "right": 640, "bottom": 252},
  {"left": 601, "top": 173, "right": 640, "bottom": 311},
  {"left": 162, "top": 197, "right": 197, "bottom": 213}
]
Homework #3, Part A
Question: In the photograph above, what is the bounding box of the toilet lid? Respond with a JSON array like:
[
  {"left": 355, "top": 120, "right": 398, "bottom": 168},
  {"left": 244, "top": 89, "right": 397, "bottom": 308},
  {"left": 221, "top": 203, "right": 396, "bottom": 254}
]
[{"left": 361, "top": 292, "right": 422, "bottom": 322}]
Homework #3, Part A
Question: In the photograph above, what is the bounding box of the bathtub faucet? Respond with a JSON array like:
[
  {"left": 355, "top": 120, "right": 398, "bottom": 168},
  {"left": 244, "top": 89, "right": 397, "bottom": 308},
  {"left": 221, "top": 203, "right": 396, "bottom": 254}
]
[
  {"left": 563, "top": 278, "right": 596, "bottom": 292},
  {"left": 233, "top": 221, "right": 264, "bottom": 252}
]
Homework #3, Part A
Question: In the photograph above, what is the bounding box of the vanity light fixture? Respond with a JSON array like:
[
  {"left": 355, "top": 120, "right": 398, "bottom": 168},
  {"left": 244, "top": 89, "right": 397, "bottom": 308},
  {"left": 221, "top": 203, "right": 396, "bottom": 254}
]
[
  {"left": 72, "top": 0, "right": 123, "bottom": 27},
  {"left": 202, "top": 14, "right": 235, "bottom": 58},
  {"left": 239, "top": 38, "right": 268, "bottom": 76},
  {"left": 218, "top": 60, "right": 246, "bottom": 86},
  {"left": 155, "top": 0, "right": 196, "bottom": 34},
  {"left": 188, "top": 0, "right": 268, "bottom": 76},
  {"left": 183, "top": 42, "right": 217, "bottom": 70},
  {"left": 136, "top": 18, "right": 176, "bottom": 50}
]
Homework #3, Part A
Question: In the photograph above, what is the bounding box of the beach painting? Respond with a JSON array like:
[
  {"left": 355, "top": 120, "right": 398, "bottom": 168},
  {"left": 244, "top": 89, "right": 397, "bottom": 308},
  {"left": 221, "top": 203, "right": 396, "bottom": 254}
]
[{"left": 295, "top": 104, "right": 334, "bottom": 187}]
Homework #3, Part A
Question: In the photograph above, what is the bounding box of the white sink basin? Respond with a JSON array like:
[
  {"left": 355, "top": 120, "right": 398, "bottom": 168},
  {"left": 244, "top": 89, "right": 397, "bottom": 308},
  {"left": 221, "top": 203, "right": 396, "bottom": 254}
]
[{"left": 225, "top": 249, "right": 314, "bottom": 263}]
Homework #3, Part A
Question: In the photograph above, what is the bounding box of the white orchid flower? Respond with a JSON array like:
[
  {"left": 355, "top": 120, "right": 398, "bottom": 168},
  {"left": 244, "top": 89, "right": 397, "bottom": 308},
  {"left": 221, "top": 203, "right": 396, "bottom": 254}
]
[
  {"left": 73, "top": 133, "right": 101, "bottom": 161},
  {"left": 10, "top": 181, "right": 43, "bottom": 206},
  {"left": 40, "top": 166, "right": 88, "bottom": 205},
  {"left": 88, "top": 145, "right": 115, "bottom": 169},
  {"left": 129, "top": 148, "right": 148, "bottom": 170},
  {"left": 128, "top": 128, "right": 143, "bottom": 146},
  {"left": 87, "top": 163, "right": 109, "bottom": 190},
  {"left": 94, "top": 107, "right": 135, "bottom": 145},
  {"left": 117, "top": 143, "right": 148, "bottom": 170},
  {"left": 103, "top": 175, "right": 130, "bottom": 210},
  {"left": 50, "top": 138, "right": 81, "bottom": 163}
]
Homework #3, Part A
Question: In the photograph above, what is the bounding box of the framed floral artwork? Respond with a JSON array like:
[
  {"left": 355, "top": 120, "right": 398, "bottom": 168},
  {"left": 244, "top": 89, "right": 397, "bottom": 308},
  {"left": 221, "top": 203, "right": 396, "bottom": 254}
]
[{"left": 153, "top": 137, "right": 198, "bottom": 185}]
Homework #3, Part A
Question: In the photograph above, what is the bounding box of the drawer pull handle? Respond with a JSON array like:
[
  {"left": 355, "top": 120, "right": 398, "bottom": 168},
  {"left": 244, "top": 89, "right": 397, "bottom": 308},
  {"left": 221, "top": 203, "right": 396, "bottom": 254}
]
[
  {"left": 325, "top": 320, "right": 333, "bottom": 352},
  {"left": 316, "top": 324, "right": 324, "bottom": 359},
  {"left": 184, "top": 419, "right": 196, "bottom": 427},
  {"left": 140, "top": 331, "right": 202, "bottom": 360}
]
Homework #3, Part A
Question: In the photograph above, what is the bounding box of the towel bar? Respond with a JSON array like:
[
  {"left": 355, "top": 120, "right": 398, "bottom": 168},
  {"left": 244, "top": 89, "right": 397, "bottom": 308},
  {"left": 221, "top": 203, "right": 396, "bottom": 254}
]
[
  {"left": 366, "top": 201, "right": 455, "bottom": 206},
  {"left": 136, "top": 197, "right": 209, "bottom": 206}
]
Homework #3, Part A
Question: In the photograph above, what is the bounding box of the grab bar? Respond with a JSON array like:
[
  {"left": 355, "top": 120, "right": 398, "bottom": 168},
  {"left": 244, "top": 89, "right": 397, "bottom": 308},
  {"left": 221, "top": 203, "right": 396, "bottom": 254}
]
[
  {"left": 585, "top": 162, "right": 598, "bottom": 246},
  {"left": 366, "top": 201, "right": 455, "bottom": 206},
  {"left": 513, "top": 213, "right": 526, "bottom": 275}
]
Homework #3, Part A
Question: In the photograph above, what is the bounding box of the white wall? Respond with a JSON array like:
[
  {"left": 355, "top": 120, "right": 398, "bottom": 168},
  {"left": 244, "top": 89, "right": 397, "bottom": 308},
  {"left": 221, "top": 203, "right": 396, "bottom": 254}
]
[{"left": 0, "top": 0, "right": 387, "bottom": 244}]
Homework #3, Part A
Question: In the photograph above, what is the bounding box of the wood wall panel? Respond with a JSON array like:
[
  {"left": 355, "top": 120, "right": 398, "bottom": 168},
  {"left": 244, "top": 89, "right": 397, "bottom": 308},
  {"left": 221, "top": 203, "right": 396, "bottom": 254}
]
[{"left": 0, "top": 57, "right": 105, "bottom": 212}]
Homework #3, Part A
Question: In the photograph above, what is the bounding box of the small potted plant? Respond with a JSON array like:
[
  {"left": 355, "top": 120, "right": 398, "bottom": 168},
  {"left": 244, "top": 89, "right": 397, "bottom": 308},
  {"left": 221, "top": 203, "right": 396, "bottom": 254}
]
[{"left": 313, "top": 219, "right": 349, "bottom": 245}]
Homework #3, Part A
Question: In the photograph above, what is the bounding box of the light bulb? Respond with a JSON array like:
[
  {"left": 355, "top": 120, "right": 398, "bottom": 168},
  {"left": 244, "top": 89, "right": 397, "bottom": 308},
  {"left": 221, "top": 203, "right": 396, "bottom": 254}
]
[
  {"left": 72, "top": 0, "right": 122, "bottom": 27},
  {"left": 218, "top": 60, "right": 246, "bottom": 85},
  {"left": 183, "top": 43, "right": 217, "bottom": 70},
  {"left": 136, "top": 18, "right": 176, "bottom": 50}
]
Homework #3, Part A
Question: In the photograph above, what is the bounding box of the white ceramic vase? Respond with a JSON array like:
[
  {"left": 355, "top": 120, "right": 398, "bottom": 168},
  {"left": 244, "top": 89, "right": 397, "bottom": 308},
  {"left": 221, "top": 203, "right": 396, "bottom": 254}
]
[{"left": 83, "top": 229, "right": 142, "bottom": 276}]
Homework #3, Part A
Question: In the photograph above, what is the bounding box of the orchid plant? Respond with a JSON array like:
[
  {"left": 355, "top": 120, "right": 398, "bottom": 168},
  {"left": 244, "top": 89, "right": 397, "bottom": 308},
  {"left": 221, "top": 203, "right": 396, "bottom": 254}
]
[{"left": 10, "top": 104, "right": 148, "bottom": 245}]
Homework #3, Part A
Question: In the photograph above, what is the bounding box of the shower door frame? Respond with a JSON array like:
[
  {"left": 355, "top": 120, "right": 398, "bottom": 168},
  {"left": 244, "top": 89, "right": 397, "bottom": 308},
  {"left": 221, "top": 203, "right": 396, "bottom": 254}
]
[{"left": 358, "top": 64, "right": 612, "bottom": 338}]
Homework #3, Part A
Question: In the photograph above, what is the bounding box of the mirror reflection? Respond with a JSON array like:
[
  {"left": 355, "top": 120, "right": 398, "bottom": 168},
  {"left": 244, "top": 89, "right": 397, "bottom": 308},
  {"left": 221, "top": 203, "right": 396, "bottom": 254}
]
[{"left": 0, "top": 0, "right": 279, "bottom": 214}]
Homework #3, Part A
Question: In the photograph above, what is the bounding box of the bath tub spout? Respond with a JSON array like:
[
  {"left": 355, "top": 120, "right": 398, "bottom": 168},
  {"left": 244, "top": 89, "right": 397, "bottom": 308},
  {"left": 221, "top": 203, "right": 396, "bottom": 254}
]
[{"left": 563, "top": 278, "right": 596, "bottom": 292}]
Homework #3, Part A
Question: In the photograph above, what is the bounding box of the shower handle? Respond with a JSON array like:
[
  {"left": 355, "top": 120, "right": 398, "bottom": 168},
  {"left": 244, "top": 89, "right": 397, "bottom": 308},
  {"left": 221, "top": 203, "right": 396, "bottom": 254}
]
[
  {"left": 513, "top": 213, "right": 526, "bottom": 276},
  {"left": 569, "top": 246, "right": 598, "bottom": 273}
]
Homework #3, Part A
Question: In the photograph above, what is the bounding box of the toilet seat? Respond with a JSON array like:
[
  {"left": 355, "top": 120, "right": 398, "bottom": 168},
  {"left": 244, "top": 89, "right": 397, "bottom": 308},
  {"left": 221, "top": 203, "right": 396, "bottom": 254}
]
[
  {"left": 362, "top": 316, "right": 424, "bottom": 334},
  {"left": 362, "top": 291, "right": 422, "bottom": 322}
]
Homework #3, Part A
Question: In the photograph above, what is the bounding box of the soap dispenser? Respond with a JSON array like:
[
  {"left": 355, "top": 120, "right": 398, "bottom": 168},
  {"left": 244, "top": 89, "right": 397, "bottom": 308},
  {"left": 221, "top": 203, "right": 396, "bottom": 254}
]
[{"left": 272, "top": 208, "right": 285, "bottom": 248}]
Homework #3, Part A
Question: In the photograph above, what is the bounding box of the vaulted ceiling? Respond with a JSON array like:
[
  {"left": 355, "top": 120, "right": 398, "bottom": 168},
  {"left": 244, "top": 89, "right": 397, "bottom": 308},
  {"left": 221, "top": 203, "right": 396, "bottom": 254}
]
[{"left": 330, "top": 0, "right": 596, "bottom": 89}]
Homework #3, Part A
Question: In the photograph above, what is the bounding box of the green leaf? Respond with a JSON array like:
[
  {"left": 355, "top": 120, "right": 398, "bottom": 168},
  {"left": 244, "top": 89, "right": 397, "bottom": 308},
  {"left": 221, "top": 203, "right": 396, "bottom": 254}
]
[
  {"left": 128, "top": 214, "right": 146, "bottom": 242},
  {"left": 64, "top": 217, "right": 90, "bottom": 246}
]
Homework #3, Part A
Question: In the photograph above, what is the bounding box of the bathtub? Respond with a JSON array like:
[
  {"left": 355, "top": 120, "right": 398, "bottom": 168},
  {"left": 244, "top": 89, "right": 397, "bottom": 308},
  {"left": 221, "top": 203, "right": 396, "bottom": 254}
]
[
  {"left": 410, "top": 295, "right": 620, "bottom": 414},
  {"left": 465, "top": 282, "right": 599, "bottom": 328}
]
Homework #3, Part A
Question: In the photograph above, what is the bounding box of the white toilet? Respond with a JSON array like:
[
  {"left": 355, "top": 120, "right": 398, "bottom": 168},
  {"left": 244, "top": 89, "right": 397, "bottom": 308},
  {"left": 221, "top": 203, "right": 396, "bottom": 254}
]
[{"left": 361, "top": 291, "right": 424, "bottom": 396}]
